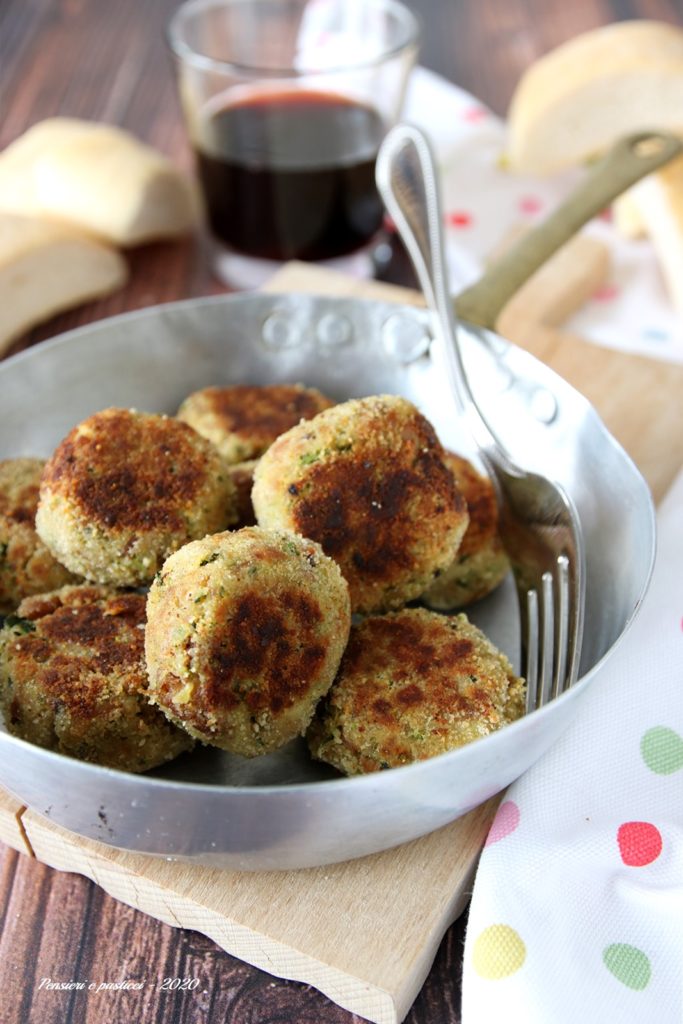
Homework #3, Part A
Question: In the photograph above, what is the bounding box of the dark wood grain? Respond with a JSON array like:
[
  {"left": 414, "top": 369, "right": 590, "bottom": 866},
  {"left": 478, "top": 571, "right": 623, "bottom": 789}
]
[{"left": 0, "top": 1, "right": 678, "bottom": 1021}]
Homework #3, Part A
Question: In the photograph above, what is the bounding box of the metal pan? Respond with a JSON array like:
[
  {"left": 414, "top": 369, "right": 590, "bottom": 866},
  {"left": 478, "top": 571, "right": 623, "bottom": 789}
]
[{"left": 0, "top": 132, "right": 676, "bottom": 870}]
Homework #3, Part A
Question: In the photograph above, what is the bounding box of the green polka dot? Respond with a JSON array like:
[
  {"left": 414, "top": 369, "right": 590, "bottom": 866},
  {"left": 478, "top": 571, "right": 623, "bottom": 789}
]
[
  {"left": 603, "top": 944, "right": 651, "bottom": 990},
  {"left": 641, "top": 726, "right": 683, "bottom": 775},
  {"left": 472, "top": 924, "right": 526, "bottom": 979}
]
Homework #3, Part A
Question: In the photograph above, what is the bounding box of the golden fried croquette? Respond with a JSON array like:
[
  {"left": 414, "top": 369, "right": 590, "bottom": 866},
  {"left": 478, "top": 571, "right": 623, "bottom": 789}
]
[
  {"left": 35, "top": 408, "right": 237, "bottom": 586},
  {"left": 307, "top": 607, "right": 525, "bottom": 774},
  {"left": 252, "top": 395, "right": 469, "bottom": 614},
  {"left": 422, "top": 452, "right": 509, "bottom": 609},
  {"left": 0, "top": 584, "right": 193, "bottom": 771},
  {"left": 177, "top": 383, "right": 334, "bottom": 463},
  {"left": 0, "top": 457, "right": 45, "bottom": 518},
  {"left": 0, "top": 457, "right": 76, "bottom": 613},
  {"left": 145, "top": 526, "right": 351, "bottom": 757}
]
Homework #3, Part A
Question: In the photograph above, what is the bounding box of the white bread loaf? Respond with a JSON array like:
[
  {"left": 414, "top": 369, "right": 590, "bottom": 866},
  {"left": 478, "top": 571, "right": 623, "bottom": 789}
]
[
  {"left": 614, "top": 155, "right": 683, "bottom": 313},
  {"left": 0, "top": 118, "right": 198, "bottom": 246},
  {"left": 0, "top": 214, "right": 127, "bottom": 351},
  {"left": 612, "top": 191, "right": 647, "bottom": 239},
  {"left": 507, "top": 21, "right": 683, "bottom": 174}
]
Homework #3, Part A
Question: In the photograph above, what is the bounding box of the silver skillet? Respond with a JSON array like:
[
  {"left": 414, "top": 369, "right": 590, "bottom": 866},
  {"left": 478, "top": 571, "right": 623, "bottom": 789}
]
[{"left": 0, "top": 133, "right": 677, "bottom": 870}]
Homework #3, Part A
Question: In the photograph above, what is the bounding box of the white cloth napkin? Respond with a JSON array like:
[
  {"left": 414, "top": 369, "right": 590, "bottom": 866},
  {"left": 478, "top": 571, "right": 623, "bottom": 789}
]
[
  {"left": 404, "top": 68, "right": 683, "bottom": 364},
  {"left": 403, "top": 69, "right": 683, "bottom": 1020},
  {"left": 460, "top": 465, "right": 683, "bottom": 1023}
]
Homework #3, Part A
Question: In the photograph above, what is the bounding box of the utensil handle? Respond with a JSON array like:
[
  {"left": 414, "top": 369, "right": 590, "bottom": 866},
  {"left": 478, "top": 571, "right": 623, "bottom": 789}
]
[
  {"left": 376, "top": 123, "right": 468, "bottom": 406},
  {"left": 454, "top": 130, "right": 683, "bottom": 329},
  {"left": 376, "top": 123, "right": 503, "bottom": 457}
]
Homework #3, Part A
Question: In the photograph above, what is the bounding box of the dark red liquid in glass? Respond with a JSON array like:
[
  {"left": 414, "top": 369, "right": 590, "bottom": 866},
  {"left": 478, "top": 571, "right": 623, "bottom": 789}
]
[{"left": 195, "top": 90, "right": 386, "bottom": 261}]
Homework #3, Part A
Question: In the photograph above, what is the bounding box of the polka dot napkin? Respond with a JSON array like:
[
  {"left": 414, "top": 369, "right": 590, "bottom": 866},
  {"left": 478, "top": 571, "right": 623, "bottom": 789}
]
[
  {"left": 403, "top": 68, "right": 683, "bottom": 364},
  {"left": 461, "top": 466, "right": 683, "bottom": 1023}
]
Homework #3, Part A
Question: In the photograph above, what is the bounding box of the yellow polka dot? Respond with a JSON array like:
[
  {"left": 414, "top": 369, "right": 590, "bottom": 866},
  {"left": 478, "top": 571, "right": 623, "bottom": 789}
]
[{"left": 472, "top": 923, "right": 526, "bottom": 979}]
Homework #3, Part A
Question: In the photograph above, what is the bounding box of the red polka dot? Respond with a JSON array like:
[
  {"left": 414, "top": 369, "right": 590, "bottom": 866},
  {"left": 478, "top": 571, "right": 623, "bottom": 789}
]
[
  {"left": 485, "top": 800, "right": 520, "bottom": 846},
  {"left": 446, "top": 210, "right": 473, "bottom": 228},
  {"left": 518, "top": 196, "right": 543, "bottom": 215},
  {"left": 617, "top": 822, "right": 662, "bottom": 866},
  {"left": 463, "top": 105, "right": 487, "bottom": 123},
  {"left": 593, "top": 284, "right": 620, "bottom": 302},
  {"left": 599, "top": 207, "right": 613, "bottom": 222},
  {"left": 383, "top": 213, "right": 396, "bottom": 233}
]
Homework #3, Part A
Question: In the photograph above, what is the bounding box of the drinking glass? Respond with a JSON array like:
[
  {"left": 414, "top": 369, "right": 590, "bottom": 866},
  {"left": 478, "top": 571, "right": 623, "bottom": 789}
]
[{"left": 168, "top": 0, "right": 420, "bottom": 288}]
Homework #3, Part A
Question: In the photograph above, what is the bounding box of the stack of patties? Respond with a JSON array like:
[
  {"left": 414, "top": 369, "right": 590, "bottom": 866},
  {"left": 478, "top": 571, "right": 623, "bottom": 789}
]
[
  {"left": 0, "top": 387, "right": 523, "bottom": 776},
  {"left": 250, "top": 393, "right": 523, "bottom": 773},
  {"left": 0, "top": 406, "right": 237, "bottom": 771}
]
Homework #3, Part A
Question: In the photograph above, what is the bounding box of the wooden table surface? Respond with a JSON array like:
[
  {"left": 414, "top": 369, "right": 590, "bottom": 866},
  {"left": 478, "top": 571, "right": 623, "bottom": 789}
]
[{"left": 0, "top": 1, "right": 679, "bottom": 1022}]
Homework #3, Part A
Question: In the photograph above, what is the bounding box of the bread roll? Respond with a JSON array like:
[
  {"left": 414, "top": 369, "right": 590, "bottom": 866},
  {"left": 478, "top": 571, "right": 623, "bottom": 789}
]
[
  {"left": 615, "top": 155, "right": 683, "bottom": 313},
  {"left": 0, "top": 214, "right": 127, "bottom": 351},
  {"left": 612, "top": 191, "right": 647, "bottom": 239},
  {"left": 0, "top": 118, "right": 198, "bottom": 246},
  {"left": 507, "top": 21, "right": 683, "bottom": 174}
]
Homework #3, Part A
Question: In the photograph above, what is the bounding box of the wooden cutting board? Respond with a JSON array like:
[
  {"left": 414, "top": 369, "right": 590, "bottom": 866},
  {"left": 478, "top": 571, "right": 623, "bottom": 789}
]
[{"left": 1, "top": 254, "right": 682, "bottom": 1024}]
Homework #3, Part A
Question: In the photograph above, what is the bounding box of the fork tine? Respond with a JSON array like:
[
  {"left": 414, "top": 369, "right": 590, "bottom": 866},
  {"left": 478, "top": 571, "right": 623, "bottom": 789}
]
[
  {"left": 538, "top": 571, "right": 554, "bottom": 708},
  {"left": 523, "top": 554, "right": 577, "bottom": 713},
  {"left": 552, "top": 554, "right": 570, "bottom": 699},
  {"left": 567, "top": 554, "right": 585, "bottom": 691},
  {"left": 524, "top": 588, "right": 539, "bottom": 713}
]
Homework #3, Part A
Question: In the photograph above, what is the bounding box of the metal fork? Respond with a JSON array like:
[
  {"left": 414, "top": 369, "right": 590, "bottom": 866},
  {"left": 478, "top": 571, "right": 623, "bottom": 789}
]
[{"left": 376, "top": 124, "right": 586, "bottom": 710}]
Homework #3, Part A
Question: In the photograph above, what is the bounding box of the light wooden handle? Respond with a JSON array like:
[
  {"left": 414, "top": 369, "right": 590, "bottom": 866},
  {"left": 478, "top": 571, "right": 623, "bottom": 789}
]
[{"left": 455, "top": 130, "right": 683, "bottom": 329}]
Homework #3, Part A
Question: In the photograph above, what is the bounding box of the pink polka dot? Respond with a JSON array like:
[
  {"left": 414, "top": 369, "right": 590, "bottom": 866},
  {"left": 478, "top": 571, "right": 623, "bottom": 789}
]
[
  {"left": 446, "top": 210, "right": 473, "bottom": 228},
  {"left": 617, "top": 821, "right": 662, "bottom": 866},
  {"left": 462, "top": 105, "right": 487, "bottom": 123},
  {"left": 593, "top": 284, "right": 620, "bottom": 302},
  {"left": 518, "top": 196, "right": 543, "bottom": 215},
  {"left": 383, "top": 213, "right": 396, "bottom": 233},
  {"left": 599, "top": 207, "right": 613, "bottom": 222},
  {"left": 485, "top": 800, "right": 520, "bottom": 846}
]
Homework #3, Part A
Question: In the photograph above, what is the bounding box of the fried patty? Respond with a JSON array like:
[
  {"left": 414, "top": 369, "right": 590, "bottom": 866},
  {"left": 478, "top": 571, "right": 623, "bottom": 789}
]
[
  {"left": 422, "top": 452, "right": 509, "bottom": 609},
  {"left": 252, "top": 395, "right": 469, "bottom": 614},
  {"left": 0, "top": 584, "right": 193, "bottom": 772},
  {"left": 0, "top": 457, "right": 45, "bottom": 519},
  {"left": 177, "top": 383, "right": 335, "bottom": 463},
  {"left": 35, "top": 408, "right": 237, "bottom": 586},
  {"left": 0, "top": 457, "right": 76, "bottom": 613},
  {"left": 307, "top": 607, "right": 525, "bottom": 774},
  {"left": 145, "top": 526, "right": 351, "bottom": 757}
]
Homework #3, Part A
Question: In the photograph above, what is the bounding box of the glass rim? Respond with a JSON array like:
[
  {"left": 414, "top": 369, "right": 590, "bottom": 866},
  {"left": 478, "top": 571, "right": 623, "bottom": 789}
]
[{"left": 167, "top": 0, "right": 421, "bottom": 78}]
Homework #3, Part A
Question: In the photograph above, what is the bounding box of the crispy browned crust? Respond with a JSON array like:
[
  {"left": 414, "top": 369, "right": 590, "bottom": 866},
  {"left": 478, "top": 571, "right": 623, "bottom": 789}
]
[
  {"left": 0, "top": 458, "right": 78, "bottom": 613},
  {"left": 0, "top": 458, "right": 46, "bottom": 523},
  {"left": 177, "top": 384, "right": 335, "bottom": 462},
  {"left": 154, "top": 588, "right": 329, "bottom": 731},
  {"left": 40, "top": 408, "right": 223, "bottom": 533},
  {"left": 17, "top": 583, "right": 111, "bottom": 619},
  {"left": 445, "top": 453, "right": 499, "bottom": 557},
  {"left": 207, "top": 590, "right": 326, "bottom": 711},
  {"left": 36, "top": 409, "right": 237, "bottom": 585},
  {"left": 253, "top": 396, "right": 469, "bottom": 613},
  {"left": 145, "top": 527, "right": 351, "bottom": 756},
  {"left": 421, "top": 452, "right": 509, "bottom": 610},
  {"left": 0, "top": 584, "right": 192, "bottom": 771},
  {"left": 307, "top": 607, "right": 525, "bottom": 774}
]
